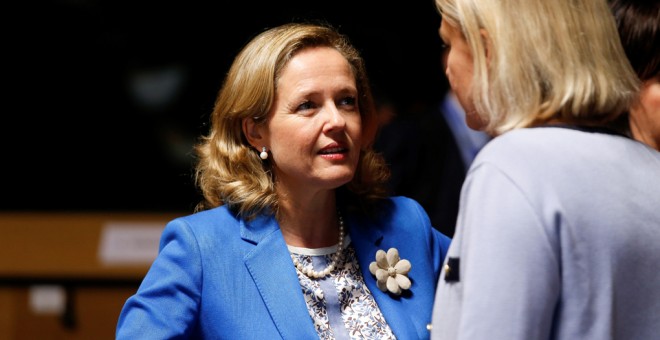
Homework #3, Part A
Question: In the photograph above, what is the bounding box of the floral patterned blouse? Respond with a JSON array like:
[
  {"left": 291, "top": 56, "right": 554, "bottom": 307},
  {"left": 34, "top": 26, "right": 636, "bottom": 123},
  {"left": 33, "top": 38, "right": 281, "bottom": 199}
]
[{"left": 288, "top": 236, "right": 396, "bottom": 339}]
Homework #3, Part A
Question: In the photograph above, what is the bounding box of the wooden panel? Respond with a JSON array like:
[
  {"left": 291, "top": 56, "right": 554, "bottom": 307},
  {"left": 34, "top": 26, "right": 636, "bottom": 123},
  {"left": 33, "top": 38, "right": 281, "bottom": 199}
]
[
  {"left": 0, "top": 212, "right": 181, "bottom": 280},
  {"left": 0, "top": 286, "right": 138, "bottom": 340},
  {"left": 0, "top": 212, "right": 184, "bottom": 339}
]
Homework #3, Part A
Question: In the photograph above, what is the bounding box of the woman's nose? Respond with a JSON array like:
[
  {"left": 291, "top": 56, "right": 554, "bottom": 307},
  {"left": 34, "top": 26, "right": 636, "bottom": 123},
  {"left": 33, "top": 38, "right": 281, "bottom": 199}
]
[{"left": 323, "top": 103, "right": 346, "bottom": 131}]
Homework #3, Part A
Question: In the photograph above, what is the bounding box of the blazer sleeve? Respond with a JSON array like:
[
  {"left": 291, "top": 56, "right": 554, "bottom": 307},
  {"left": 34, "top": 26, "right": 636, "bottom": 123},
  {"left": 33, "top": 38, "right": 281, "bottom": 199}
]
[{"left": 116, "top": 219, "right": 202, "bottom": 339}]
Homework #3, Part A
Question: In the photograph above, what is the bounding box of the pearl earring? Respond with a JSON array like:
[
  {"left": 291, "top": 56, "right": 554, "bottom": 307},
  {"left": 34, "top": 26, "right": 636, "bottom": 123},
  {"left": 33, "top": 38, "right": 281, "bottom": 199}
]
[{"left": 260, "top": 147, "right": 268, "bottom": 160}]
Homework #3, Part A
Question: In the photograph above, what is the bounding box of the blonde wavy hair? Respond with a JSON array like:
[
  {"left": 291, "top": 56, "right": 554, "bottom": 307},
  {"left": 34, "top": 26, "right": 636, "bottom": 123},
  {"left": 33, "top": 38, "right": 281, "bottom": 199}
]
[
  {"left": 194, "top": 22, "right": 390, "bottom": 219},
  {"left": 435, "top": 0, "right": 640, "bottom": 135}
]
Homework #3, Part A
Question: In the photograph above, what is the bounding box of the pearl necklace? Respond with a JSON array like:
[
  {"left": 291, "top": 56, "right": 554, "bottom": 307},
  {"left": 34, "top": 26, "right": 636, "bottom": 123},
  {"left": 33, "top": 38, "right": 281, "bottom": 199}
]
[{"left": 290, "top": 212, "right": 345, "bottom": 279}]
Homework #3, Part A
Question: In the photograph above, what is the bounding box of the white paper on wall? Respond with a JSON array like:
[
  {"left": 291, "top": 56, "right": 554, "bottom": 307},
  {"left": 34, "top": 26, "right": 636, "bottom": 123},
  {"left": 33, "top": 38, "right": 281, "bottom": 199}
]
[{"left": 98, "top": 222, "right": 165, "bottom": 265}]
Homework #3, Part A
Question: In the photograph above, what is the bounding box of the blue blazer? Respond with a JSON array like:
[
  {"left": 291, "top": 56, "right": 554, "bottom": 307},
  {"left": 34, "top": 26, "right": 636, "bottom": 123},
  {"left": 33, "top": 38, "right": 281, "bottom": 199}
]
[{"left": 116, "top": 196, "right": 451, "bottom": 339}]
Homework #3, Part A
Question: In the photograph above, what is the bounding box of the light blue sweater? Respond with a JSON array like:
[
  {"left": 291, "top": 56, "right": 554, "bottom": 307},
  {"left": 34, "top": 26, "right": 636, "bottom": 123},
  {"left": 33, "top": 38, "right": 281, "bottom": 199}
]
[{"left": 432, "top": 127, "right": 660, "bottom": 339}]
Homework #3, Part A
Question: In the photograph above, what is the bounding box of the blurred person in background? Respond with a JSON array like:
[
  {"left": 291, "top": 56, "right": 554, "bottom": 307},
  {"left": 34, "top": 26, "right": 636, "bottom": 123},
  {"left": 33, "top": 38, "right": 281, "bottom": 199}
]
[
  {"left": 374, "top": 49, "right": 490, "bottom": 237},
  {"left": 611, "top": 0, "right": 660, "bottom": 151}
]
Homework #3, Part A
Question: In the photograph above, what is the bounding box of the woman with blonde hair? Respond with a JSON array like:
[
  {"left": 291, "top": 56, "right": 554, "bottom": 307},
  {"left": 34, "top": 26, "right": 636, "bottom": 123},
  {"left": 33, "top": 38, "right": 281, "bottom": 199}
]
[
  {"left": 117, "top": 22, "right": 451, "bottom": 339},
  {"left": 429, "top": 0, "right": 660, "bottom": 338}
]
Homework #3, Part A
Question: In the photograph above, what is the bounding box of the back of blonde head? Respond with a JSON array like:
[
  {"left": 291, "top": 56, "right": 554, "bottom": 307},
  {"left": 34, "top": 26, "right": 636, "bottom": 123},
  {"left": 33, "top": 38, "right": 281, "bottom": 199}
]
[
  {"left": 194, "top": 23, "right": 389, "bottom": 219},
  {"left": 436, "top": 0, "right": 639, "bottom": 135}
]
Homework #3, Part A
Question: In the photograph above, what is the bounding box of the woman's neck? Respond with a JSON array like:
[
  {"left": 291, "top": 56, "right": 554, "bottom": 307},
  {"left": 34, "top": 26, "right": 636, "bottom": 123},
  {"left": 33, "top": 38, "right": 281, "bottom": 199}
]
[{"left": 277, "top": 190, "right": 339, "bottom": 248}]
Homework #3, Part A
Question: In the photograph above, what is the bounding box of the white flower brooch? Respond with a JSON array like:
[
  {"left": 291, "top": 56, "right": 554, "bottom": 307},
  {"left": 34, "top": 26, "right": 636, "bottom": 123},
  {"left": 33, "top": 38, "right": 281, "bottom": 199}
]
[{"left": 369, "top": 248, "right": 412, "bottom": 295}]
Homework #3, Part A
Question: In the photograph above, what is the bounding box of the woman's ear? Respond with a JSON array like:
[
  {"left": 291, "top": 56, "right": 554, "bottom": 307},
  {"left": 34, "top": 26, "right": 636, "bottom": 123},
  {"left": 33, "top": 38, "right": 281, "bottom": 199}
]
[
  {"left": 242, "top": 117, "right": 264, "bottom": 148},
  {"left": 479, "top": 29, "right": 492, "bottom": 65}
]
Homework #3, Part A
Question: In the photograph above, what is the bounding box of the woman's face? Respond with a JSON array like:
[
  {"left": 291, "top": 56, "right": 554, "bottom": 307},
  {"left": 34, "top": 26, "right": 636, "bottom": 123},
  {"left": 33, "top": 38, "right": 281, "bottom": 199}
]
[
  {"left": 630, "top": 77, "right": 660, "bottom": 150},
  {"left": 439, "top": 20, "right": 486, "bottom": 130},
  {"left": 262, "top": 46, "right": 362, "bottom": 193}
]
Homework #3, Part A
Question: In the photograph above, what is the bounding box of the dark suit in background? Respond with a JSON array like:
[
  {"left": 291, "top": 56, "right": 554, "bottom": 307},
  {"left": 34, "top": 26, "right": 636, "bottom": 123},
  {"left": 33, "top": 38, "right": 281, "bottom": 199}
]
[{"left": 374, "top": 92, "right": 490, "bottom": 237}]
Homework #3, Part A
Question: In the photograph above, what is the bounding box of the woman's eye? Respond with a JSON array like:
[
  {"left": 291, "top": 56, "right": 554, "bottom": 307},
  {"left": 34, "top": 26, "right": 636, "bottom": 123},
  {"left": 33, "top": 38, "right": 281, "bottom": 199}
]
[
  {"left": 296, "top": 101, "right": 315, "bottom": 111},
  {"left": 338, "top": 96, "right": 357, "bottom": 108}
]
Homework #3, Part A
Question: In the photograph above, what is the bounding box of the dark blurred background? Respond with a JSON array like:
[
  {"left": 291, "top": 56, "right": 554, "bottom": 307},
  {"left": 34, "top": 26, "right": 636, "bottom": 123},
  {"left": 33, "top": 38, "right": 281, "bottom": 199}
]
[{"left": 4, "top": 0, "right": 448, "bottom": 213}]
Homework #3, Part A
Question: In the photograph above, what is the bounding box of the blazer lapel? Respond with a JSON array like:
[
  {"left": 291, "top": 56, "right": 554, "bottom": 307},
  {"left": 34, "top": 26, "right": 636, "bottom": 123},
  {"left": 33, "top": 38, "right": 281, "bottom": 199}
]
[
  {"left": 348, "top": 214, "right": 419, "bottom": 339},
  {"left": 241, "top": 215, "right": 318, "bottom": 339}
]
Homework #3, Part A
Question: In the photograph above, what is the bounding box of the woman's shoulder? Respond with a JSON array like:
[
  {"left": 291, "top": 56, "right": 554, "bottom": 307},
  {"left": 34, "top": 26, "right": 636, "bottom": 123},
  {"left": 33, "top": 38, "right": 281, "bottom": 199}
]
[
  {"left": 164, "top": 205, "right": 241, "bottom": 237},
  {"left": 171, "top": 205, "right": 231, "bottom": 223},
  {"left": 359, "top": 196, "right": 451, "bottom": 258},
  {"left": 370, "top": 196, "right": 433, "bottom": 231},
  {"left": 483, "top": 126, "right": 628, "bottom": 154},
  {"left": 473, "top": 126, "right": 630, "bottom": 170},
  {"left": 386, "top": 195, "right": 421, "bottom": 206}
]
